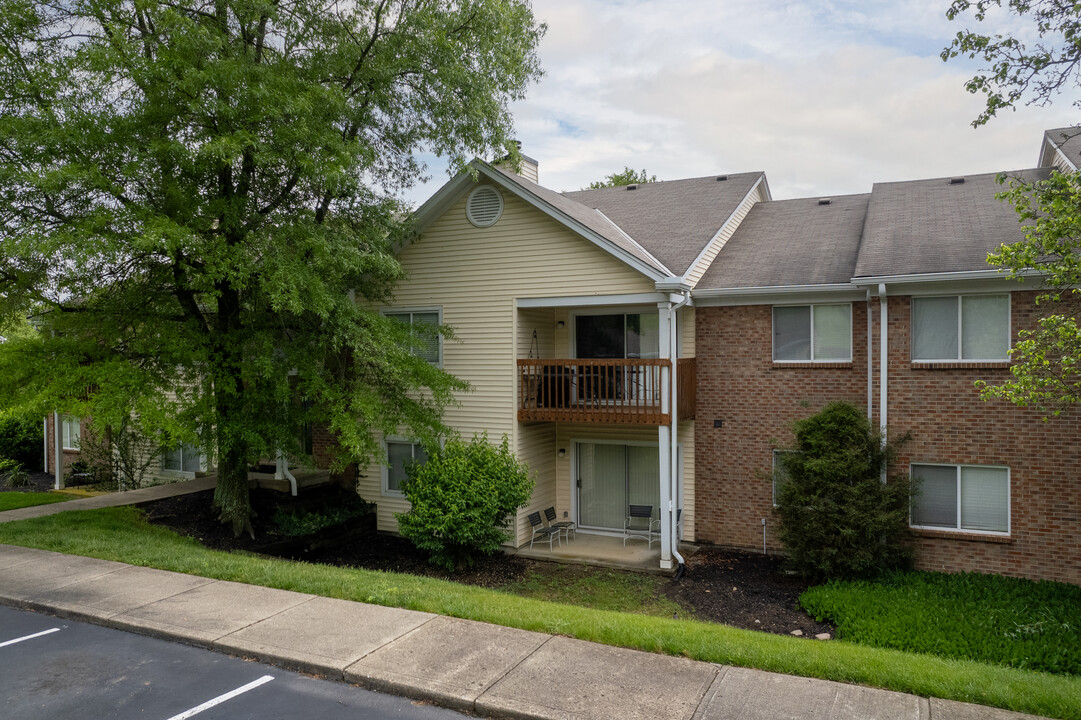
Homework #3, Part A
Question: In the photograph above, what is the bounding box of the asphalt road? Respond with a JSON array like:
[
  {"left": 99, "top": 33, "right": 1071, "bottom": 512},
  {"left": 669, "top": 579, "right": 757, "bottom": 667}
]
[{"left": 0, "top": 604, "right": 470, "bottom": 720}]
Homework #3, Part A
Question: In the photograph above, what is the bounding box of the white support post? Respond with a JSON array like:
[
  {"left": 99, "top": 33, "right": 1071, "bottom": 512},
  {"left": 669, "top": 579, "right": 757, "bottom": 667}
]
[
  {"left": 53, "top": 412, "right": 63, "bottom": 490},
  {"left": 657, "top": 302, "right": 673, "bottom": 569}
]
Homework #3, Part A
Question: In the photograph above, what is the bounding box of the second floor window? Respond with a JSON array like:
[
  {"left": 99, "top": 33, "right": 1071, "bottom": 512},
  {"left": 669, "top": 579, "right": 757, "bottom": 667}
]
[
  {"left": 773, "top": 304, "right": 852, "bottom": 362},
  {"left": 911, "top": 295, "right": 1009, "bottom": 361},
  {"left": 385, "top": 309, "right": 441, "bottom": 366}
]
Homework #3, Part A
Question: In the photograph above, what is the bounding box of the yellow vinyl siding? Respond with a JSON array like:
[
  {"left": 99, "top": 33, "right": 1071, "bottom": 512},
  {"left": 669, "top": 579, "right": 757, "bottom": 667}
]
[
  {"left": 683, "top": 183, "right": 767, "bottom": 288},
  {"left": 1052, "top": 148, "right": 1076, "bottom": 174},
  {"left": 361, "top": 184, "right": 656, "bottom": 534}
]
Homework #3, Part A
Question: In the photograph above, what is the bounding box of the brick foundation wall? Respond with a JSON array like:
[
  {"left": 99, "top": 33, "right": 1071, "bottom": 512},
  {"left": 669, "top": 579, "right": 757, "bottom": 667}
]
[
  {"left": 311, "top": 423, "right": 357, "bottom": 488},
  {"left": 694, "top": 293, "right": 1081, "bottom": 586}
]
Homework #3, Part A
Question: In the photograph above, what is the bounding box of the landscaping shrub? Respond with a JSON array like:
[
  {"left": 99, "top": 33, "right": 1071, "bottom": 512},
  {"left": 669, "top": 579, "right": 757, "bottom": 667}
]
[
  {"left": 0, "top": 414, "right": 41, "bottom": 470},
  {"left": 800, "top": 570, "right": 1081, "bottom": 676},
  {"left": 773, "top": 401, "right": 912, "bottom": 580},
  {"left": 0, "top": 457, "right": 31, "bottom": 488},
  {"left": 396, "top": 433, "right": 533, "bottom": 570},
  {"left": 272, "top": 496, "right": 373, "bottom": 537}
]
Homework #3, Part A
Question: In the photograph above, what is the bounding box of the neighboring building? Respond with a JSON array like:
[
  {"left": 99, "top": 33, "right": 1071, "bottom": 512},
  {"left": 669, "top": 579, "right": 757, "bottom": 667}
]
[{"left": 390, "top": 128, "right": 1080, "bottom": 585}]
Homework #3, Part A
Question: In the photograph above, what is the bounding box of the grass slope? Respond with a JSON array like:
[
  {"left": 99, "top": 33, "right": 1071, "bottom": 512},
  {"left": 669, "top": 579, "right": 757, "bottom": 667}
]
[
  {"left": 0, "top": 492, "right": 73, "bottom": 512},
  {"left": 0, "top": 507, "right": 1078, "bottom": 719}
]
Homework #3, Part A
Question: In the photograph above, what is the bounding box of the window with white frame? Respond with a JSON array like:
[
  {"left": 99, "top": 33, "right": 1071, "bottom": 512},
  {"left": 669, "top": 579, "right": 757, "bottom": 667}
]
[
  {"left": 61, "top": 416, "right": 81, "bottom": 450},
  {"left": 384, "top": 440, "right": 429, "bottom": 496},
  {"left": 772, "top": 304, "right": 852, "bottom": 362},
  {"left": 910, "top": 463, "right": 1009, "bottom": 534},
  {"left": 385, "top": 309, "right": 441, "bottom": 365},
  {"left": 162, "top": 443, "right": 201, "bottom": 473},
  {"left": 772, "top": 449, "right": 797, "bottom": 506},
  {"left": 911, "top": 295, "right": 1010, "bottom": 361}
]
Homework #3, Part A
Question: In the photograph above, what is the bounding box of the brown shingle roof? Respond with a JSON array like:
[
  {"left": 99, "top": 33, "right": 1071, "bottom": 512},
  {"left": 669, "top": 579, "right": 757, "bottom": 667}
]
[
  {"left": 696, "top": 194, "right": 869, "bottom": 290},
  {"left": 562, "top": 172, "right": 766, "bottom": 277},
  {"left": 853, "top": 169, "right": 1048, "bottom": 278},
  {"left": 1043, "top": 127, "right": 1081, "bottom": 169}
]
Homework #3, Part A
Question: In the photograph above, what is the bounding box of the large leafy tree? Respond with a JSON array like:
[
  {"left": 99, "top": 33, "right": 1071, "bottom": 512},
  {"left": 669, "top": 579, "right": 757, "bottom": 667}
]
[
  {"left": 0, "top": 0, "right": 544, "bottom": 534},
  {"left": 944, "top": 1, "right": 1081, "bottom": 416},
  {"left": 586, "top": 166, "right": 657, "bottom": 189}
]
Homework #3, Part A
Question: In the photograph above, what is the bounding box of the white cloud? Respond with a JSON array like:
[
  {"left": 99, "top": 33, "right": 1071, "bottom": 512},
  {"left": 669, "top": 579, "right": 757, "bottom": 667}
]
[{"left": 403, "top": 0, "right": 1081, "bottom": 205}]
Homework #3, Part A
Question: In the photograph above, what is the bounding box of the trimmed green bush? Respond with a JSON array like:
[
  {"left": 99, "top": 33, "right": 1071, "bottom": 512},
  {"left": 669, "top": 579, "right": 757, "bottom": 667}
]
[
  {"left": 0, "top": 414, "right": 40, "bottom": 470},
  {"left": 396, "top": 433, "right": 533, "bottom": 570},
  {"left": 773, "top": 401, "right": 912, "bottom": 580},
  {"left": 801, "top": 570, "right": 1081, "bottom": 676}
]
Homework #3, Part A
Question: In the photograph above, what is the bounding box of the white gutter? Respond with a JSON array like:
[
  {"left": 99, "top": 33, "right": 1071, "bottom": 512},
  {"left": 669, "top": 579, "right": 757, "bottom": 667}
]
[
  {"left": 693, "top": 282, "right": 860, "bottom": 299},
  {"left": 878, "top": 284, "right": 888, "bottom": 482},
  {"left": 853, "top": 269, "right": 1036, "bottom": 286},
  {"left": 53, "top": 411, "right": 62, "bottom": 490},
  {"left": 669, "top": 291, "right": 691, "bottom": 573}
]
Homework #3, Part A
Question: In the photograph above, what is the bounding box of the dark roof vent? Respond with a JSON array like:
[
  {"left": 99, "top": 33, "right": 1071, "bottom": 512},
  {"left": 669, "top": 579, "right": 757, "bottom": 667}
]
[
  {"left": 626, "top": 184, "right": 638, "bottom": 190},
  {"left": 716, "top": 175, "right": 728, "bottom": 181},
  {"left": 949, "top": 177, "right": 965, "bottom": 185},
  {"left": 818, "top": 198, "right": 832, "bottom": 206}
]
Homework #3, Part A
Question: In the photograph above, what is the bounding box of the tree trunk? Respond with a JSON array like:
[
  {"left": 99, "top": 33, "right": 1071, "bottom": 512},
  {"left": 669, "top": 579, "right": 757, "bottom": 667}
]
[{"left": 211, "top": 278, "right": 253, "bottom": 537}]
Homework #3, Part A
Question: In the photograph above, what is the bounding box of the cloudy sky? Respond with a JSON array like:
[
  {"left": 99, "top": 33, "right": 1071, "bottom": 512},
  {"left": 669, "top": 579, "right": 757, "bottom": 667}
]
[{"left": 405, "top": 0, "right": 1081, "bottom": 206}]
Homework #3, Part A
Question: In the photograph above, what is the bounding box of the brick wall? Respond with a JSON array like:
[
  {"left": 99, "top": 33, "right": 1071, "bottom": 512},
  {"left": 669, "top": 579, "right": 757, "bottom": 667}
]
[
  {"left": 311, "top": 423, "right": 357, "bottom": 487},
  {"left": 695, "top": 302, "right": 868, "bottom": 552},
  {"left": 885, "top": 292, "right": 1080, "bottom": 585},
  {"left": 694, "top": 292, "right": 1081, "bottom": 586}
]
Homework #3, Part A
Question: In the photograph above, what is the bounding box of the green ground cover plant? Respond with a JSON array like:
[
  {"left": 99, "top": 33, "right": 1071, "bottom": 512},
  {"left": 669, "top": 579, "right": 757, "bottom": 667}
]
[
  {"left": 800, "top": 570, "right": 1081, "bottom": 676},
  {"left": 272, "top": 496, "right": 374, "bottom": 538},
  {"left": 0, "top": 492, "right": 72, "bottom": 512},
  {"left": 0, "top": 508, "right": 1079, "bottom": 719}
]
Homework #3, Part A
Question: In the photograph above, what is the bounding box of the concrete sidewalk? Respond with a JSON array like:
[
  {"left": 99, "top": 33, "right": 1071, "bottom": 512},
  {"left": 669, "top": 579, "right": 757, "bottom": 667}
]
[
  {"left": 0, "top": 544, "right": 1045, "bottom": 720},
  {"left": 0, "top": 475, "right": 217, "bottom": 523}
]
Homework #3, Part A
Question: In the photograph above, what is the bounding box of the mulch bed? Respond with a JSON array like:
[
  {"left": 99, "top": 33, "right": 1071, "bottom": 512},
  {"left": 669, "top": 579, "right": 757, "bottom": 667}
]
[
  {"left": 0, "top": 471, "right": 57, "bottom": 493},
  {"left": 140, "top": 487, "right": 831, "bottom": 637}
]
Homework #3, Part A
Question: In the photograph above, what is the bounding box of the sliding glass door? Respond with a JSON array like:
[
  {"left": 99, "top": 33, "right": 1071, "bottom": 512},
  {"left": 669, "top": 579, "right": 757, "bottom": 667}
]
[{"left": 577, "top": 442, "right": 660, "bottom": 531}]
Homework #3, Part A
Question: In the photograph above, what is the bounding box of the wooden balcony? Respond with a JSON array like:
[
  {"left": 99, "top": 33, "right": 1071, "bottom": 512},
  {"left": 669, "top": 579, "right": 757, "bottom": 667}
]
[{"left": 517, "top": 358, "right": 696, "bottom": 425}]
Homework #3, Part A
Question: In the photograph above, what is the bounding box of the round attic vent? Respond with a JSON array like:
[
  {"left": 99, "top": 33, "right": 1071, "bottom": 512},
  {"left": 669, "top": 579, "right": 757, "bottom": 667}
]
[{"left": 466, "top": 185, "right": 504, "bottom": 228}]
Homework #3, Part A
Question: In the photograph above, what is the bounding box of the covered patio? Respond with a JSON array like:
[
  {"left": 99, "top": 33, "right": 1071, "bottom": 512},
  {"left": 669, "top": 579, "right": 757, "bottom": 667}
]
[{"left": 511, "top": 532, "right": 690, "bottom": 574}]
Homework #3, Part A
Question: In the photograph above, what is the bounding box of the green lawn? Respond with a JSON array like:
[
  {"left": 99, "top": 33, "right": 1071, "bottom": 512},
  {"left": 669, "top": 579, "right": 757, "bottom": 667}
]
[
  {"left": 0, "top": 507, "right": 1078, "bottom": 720},
  {"left": 801, "top": 571, "right": 1081, "bottom": 676},
  {"left": 0, "top": 492, "right": 73, "bottom": 512},
  {"left": 500, "top": 562, "right": 690, "bottom": 618}
]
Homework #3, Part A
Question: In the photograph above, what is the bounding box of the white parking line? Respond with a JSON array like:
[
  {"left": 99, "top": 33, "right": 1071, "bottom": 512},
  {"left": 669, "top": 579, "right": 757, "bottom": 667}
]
[
  {"left": 164, "top": 675, "right": 275, "bottom": 720},
  {"left": 0, "top": 627, "right": 61, "bottom": 648}
]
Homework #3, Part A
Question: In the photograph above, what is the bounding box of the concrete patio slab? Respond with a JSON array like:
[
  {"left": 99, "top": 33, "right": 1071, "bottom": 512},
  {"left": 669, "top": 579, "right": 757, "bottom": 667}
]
[
  {"left": 215, "top": 596, "right": 434, "bottom": 676},
  {"left": 347, "top": 615, "right": 550, "bottom": 713},
  {"left": 110, "top": 579, "right": 313, "bottom": 645},
  {"left": 0, "top": 554, "right": 126, "bottom": 603},
  {"left": 692, "top": 666, "right": 928, "bottom": 720},
  {"left": 930, "top": 698, "right": 1046, "bottom": 720},
  {"left": 476, "top": 635, "right": 718, "bottom": 720},
  {"left": 31, "top": 564, "right": 216, "bottom": 621}
]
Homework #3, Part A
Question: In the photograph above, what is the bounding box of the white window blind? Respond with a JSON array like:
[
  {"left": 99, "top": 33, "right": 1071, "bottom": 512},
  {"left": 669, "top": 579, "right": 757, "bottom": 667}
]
[
  {"left": 911, "top": 464, "right": 1009, "bottom": 533},
  {"left": 912, "top": 295, "right": 1009, "bottom": 361}
]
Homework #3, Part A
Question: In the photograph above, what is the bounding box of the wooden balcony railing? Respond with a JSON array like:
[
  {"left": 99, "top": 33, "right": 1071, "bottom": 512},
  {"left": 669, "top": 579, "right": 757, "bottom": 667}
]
[{"left": 517, "top": 358, "right": 696, "bottom": 425}]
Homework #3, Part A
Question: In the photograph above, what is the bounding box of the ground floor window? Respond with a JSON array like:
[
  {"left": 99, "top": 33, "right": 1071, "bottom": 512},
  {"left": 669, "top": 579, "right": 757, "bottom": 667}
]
[
  {"left": 384, "top": 440, "right": 428, "bottom": 496},
  {"left": 771, "top": 449, "right": 796, "bottom": 506},
  {"left": 61, "top": 416, "right": 81, "bottom": 450},
  {"left": 162, "top": 443, "right": 201, "bottom": 473},
  {"left": 910, "top": 463, "right": 1009, "bottom": 534}
]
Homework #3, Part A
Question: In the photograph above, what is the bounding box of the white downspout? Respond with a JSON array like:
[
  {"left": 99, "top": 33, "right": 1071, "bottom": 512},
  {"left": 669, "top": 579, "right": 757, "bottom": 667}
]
[
  {"left": 53, "top": 411, "right": 63, "bottom": 490},
  {"left": 43, "top": 417, "right": 48, "bottom": 473},
  {"left": 866, "top": 289, "right": 873, "bottom": 420},
  {"left": 275, "top": 449, "right": 298, "bottom": 496},
  {"left": 878, "top": 283, "right": 889, "bottom": 482},
  {"left": 669, "top": 291, "right": 691, "bottom": 574}
]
